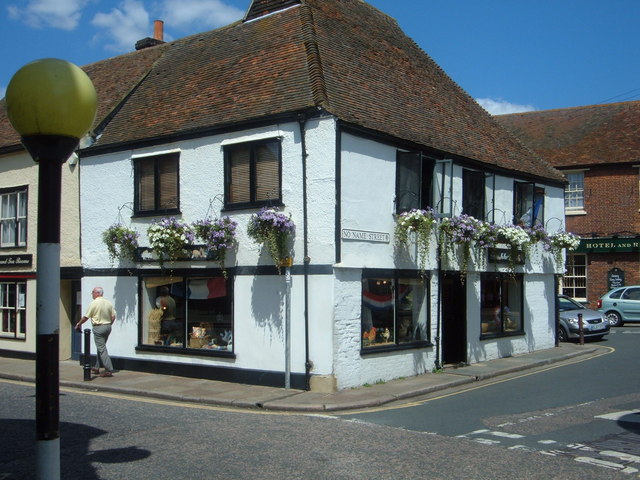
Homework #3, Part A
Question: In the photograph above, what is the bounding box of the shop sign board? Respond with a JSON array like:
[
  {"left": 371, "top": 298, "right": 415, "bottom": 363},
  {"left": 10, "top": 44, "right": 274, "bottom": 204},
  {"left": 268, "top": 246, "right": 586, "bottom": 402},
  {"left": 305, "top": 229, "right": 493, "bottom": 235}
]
[
  {"left": 608, "top": 267, "right": 625, "bottom": 291},
  {"left": 0, "top": 254, "right": 33, "bottom": 268},
  {"left": 576, "top": 237, "right": 640, "bottom": 253}
]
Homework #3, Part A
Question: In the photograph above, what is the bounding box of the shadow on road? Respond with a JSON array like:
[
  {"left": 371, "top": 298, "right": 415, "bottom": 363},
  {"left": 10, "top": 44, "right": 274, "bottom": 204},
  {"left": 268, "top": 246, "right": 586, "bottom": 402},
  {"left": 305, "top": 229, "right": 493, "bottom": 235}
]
[{"left": 0, "top": 418, "right": 151, "bottom": 479}]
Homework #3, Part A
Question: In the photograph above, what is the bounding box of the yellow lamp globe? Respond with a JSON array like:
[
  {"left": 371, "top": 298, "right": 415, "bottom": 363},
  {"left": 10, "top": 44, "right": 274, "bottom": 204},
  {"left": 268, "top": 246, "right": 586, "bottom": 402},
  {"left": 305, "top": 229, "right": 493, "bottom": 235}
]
[{"left": 5, "top": 58, "right": 97, "bottom": 140}]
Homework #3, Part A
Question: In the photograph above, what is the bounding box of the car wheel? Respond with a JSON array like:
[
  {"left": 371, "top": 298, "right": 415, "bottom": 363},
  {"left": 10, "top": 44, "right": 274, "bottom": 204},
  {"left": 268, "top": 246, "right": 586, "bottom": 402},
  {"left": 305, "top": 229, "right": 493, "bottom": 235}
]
[
  {"left": 605, "top": 311, "right": 623, "bottom": 327},
  {"left": 558, "top": 326, "right": 569, "bottom": 342}
]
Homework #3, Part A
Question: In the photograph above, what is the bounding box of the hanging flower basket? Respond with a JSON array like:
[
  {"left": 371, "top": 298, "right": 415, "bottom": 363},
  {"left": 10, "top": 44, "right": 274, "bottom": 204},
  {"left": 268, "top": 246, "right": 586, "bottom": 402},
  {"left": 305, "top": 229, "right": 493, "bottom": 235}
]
[
  {"left": 394, "top": 208, "right": 436, "bottom": 273},
  {"left": 102, "top": 224, "right": 139, "bottom": 263},
  {"left": 497, "top": 225, "right": 532, "bottom": 274},
  {"left": 147, "top": 217, "right": 195, "bottom": 265},
  {"left": 546, "top": 231, "right": 581, "bottom": 269},
  {"left": 192, "top": 216, "right": 238, "bottom": 278},
  {"left": 438, "top": 214, "right": 485, "bottom": 278},
  {"left": 247, "top": 208, "right": 295, "bottom": 274}
]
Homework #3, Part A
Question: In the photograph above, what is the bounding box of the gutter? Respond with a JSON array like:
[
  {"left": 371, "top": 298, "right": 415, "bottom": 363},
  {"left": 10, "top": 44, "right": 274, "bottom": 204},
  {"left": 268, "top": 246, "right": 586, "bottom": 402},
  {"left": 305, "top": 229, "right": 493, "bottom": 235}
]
[{"left": 298, "top": 113, "right": 312, "bottom": 390}]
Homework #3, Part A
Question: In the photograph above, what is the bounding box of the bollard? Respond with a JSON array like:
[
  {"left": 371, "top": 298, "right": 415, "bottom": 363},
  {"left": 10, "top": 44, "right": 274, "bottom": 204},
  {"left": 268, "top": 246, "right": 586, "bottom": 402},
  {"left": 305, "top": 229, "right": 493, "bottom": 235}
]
[
  {"left": 578, "top": 313, "right": 584, "bottom": 345},
  {"left": 83, "top": 329, "right": 92, "bottom": 381}
]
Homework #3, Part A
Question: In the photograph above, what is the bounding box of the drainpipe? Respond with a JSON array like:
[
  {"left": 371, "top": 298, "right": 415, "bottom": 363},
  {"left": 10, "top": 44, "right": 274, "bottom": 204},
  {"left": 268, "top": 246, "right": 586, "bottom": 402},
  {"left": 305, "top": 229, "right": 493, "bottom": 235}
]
[
  {"left": 298, "top": 113, "right": 311, "bottom": 390},
  {"left": 435, "top": 245, "right": 442, "bottom": 370}
]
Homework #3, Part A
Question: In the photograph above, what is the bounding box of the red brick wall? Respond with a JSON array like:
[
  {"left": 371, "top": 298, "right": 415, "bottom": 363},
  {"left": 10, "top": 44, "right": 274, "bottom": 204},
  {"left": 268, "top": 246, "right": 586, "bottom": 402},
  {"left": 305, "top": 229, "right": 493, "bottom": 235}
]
[
  {"left": 566, "top": 164, "right": 640, "bottom": 236},
  {"left": 564, "top": 165, "right": 640, "bottom": 307},
  {"left": 585, "top": 253, "right": 640, "bottom": 308}
]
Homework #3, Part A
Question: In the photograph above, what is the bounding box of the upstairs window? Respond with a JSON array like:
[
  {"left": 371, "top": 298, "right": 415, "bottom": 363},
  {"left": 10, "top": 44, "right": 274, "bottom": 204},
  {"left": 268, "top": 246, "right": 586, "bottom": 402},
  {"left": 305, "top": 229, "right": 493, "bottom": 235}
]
[
  {"left": 565, "top": 171, "right": 585, "bottom": 212},
  {"left": 514, "top": 182, "right": 544, "bottom": 227},
  {"left": 0, "top": 188, "right": 27, "bottom": 248},
  {"left": 396, "top": 152, "right": 435, "bottom": 213},
  {"left": 462, "top": 169, "right": 485, "bottom": 220},
  {"left": 134, "top": 153, "right": 180, "bottom": 215},
  {"left": 224, "top": 139, "right": 281, "bottom": 209}
]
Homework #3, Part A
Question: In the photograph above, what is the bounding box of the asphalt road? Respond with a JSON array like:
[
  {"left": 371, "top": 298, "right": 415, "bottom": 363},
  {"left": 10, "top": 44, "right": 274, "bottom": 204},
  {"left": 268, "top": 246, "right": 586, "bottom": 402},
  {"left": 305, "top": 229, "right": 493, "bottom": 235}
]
[
  {"left": 0, "top": 328, "right": 638, "bottom": 479},
  {"left": 343, "top": 325, "right": 640, "bottom": 475}
]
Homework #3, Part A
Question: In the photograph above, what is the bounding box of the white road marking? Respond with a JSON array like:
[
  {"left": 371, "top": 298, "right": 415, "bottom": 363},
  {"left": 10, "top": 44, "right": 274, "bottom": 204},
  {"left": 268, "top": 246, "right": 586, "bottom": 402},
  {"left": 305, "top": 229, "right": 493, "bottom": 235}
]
[
  {"left": 600, "top": 450, "right": 640, "bottom": 464},
  {"left": 595, "top": 410, "right": 640, "bottom": 422},
  {"left": 575, "top": 457, "right": 638, "bottom": 474}
]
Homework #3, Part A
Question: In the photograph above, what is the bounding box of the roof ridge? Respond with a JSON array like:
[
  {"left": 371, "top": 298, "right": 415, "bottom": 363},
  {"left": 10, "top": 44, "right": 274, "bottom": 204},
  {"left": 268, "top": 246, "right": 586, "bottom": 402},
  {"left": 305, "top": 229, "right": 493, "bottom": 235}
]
[
  {"left": 298, "top": 4, "right": 328, "bottom": 108},
  {"left": 498, "top": 99, "right": 640, "bottom": 118}
]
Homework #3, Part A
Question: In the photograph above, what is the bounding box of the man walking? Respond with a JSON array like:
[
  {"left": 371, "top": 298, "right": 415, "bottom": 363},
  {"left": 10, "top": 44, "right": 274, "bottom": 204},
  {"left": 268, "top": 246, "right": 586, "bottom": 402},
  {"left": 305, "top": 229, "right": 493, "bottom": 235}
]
[{"left": 75, "top": 286, "right": 116, "bottom": 377}]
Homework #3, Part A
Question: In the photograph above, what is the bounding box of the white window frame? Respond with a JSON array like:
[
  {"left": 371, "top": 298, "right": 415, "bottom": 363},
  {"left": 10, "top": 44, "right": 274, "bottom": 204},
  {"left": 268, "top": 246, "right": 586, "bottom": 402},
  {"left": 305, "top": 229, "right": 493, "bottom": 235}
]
[
  {"left": 0, "top": 281, "right": 27, "bottom": 339},
  {"left": 562, "top": 253, "right": 587, "bottom": 302},
  {"left": 0, "top": 188, "right": 27, "bottom": 248},
  {"left": 564, "top": 170, "right": 586, "bottom": 215}
]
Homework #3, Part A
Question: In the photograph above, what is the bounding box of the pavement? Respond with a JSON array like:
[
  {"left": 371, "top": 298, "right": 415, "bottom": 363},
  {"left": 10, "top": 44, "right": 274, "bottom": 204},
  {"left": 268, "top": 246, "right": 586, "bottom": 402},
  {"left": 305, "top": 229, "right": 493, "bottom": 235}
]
[{"left": 0, "top": 343, "right": 608, "bottom": 413}]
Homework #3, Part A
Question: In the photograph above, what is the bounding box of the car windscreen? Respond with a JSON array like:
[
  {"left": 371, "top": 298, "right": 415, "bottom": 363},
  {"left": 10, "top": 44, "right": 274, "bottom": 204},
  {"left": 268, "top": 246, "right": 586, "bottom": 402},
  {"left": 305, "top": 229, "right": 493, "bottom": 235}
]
[{"left": 558, "top": 297, "right": 583, "bottom": 311}]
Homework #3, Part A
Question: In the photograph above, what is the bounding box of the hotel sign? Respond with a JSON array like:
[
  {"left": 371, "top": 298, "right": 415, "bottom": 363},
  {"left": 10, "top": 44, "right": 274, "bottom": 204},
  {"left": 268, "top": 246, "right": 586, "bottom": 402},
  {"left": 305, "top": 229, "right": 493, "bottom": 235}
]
[
  {"left": 0, "top": 254, "right": 33, "bottom": 268},
  {"left": 575, "top": 237, "right": 640, "bottom": 253}
]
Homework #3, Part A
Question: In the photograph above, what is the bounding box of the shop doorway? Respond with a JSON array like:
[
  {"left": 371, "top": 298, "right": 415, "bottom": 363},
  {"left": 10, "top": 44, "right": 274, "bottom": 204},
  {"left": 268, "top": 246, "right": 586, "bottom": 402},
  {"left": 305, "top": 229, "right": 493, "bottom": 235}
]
[
  {"left": 70, "top": 280, "right": 83, "bottom": 361},
  {"left": 441, "top": 271, "right": 467, "bottom": 365}
]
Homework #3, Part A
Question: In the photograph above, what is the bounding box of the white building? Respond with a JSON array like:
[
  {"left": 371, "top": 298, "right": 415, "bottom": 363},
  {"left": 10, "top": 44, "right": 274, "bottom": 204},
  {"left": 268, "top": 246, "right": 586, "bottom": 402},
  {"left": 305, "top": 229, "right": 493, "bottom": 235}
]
[{"left": 2, "top": 0, "right": 567, "bottom": 391}]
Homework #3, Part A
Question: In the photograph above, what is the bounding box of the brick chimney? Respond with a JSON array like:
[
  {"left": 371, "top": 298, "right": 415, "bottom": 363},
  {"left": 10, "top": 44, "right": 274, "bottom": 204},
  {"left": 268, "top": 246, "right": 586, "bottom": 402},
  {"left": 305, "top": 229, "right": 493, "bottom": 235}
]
[{"left": 135, "top": 20, "right": 165, "bottom": 50}]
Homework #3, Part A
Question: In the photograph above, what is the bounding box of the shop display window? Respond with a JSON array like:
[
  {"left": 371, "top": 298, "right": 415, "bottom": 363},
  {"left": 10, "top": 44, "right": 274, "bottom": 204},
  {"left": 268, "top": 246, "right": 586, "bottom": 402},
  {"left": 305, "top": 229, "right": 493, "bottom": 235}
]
[
  {"left": 481, "top": 273, "right": 523, "bottom": 337},
  {"left": 361, "top": 270, "right": 429, "bottom": 350},
  {"left": 141, "top": 275, "right": 232, "bottom": 352},
  {"left": 0, "top": 281, "right": 26, "bottom": 339}
]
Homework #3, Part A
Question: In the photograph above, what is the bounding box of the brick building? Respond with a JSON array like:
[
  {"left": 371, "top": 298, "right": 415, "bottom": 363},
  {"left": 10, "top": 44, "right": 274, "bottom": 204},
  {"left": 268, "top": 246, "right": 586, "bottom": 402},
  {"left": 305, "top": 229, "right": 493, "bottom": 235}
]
[{"left": 497, "top": 101, "right": 640, "bottom": 306}]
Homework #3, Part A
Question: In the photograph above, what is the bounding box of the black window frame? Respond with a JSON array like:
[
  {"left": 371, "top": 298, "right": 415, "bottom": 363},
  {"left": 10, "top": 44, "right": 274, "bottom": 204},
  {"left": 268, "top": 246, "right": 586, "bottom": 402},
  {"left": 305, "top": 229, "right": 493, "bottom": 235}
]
[
  {"left": 133, "top": 152, "right": 180, "bottom": 216},
  {"left": 480, "top": 272, "right": 525, "bottom": 339},
  {"left": 0, "top": 186, "right": 28, "bottom": 248},
  {"left": 361, "top": 269, "right": 432, "bottom": 354},
  {"left": 396, "top": 151, "right": 435, "bottom": 214},
  {"left": 462, "top": 169, "right": 485, "bottom": 220},
  {"left": 224, "top": 138, "right": 282, "bottom": 211},
  {"left": 513, "top": 181, "right": 545, "bottom": 227}
]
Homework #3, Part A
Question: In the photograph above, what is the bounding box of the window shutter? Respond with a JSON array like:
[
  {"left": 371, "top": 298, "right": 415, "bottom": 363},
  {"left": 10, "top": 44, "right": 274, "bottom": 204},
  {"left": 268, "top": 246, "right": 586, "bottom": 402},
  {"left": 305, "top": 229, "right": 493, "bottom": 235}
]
[
  {"left": 158, "top": 155, "right": 179, "bottom": 210},
  {"left": 255, "top": 143, "right": 279, "bottom": 201},
  {"left": 138, "top": 158, "right": 155, "bottom": 211}
]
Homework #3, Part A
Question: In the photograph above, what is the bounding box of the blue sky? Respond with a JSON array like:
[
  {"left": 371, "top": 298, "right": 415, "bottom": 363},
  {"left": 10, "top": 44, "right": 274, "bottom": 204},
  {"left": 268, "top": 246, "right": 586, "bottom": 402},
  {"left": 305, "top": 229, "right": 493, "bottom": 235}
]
[{"left": 1, "top": 0, "right": 639, "bottom": 114}]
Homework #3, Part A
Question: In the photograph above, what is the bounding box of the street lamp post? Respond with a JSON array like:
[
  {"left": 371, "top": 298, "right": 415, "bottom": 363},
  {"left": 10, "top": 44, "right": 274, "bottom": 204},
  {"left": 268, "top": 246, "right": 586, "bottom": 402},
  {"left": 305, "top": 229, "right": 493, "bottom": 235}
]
[{"left": 5, "top": 58, "right": 97, "bottom": 480}]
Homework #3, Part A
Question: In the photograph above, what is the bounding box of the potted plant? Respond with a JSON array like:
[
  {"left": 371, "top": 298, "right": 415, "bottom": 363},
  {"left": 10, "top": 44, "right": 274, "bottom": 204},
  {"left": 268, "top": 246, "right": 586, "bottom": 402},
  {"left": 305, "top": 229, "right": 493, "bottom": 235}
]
[
  {"left": 102, "top": 224, "right": 139, "bottom": 263},
  {"left": 247, "top": 208, "right": 295, "bottom": 273},
  {"left": 193, "top": 216, "right": 238, "bottom": 278},
  {"left": 394, "top": 208, "right": 436, "bottom": 273},
  {"left": 147, "top": 217, "right": 195, "bottom": 264}
]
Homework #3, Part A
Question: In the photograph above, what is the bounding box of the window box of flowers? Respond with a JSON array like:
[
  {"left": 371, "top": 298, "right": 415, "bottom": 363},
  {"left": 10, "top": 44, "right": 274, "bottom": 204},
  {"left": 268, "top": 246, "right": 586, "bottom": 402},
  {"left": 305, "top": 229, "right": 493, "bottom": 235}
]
[
  {"left": 247, "top": 208, "right": 295, "bottom": 274},
  {"left": 192, "top": 216, "right": 238, "bottom": 278},
  {"left": 495, "top": 225, "right": 532, "bottom": 274},
  {"left": 147, "top": 217, "right": 195, "bottom": 265},
  {"left": 102, "top": 224, "right": 140, "bottom": 263}
]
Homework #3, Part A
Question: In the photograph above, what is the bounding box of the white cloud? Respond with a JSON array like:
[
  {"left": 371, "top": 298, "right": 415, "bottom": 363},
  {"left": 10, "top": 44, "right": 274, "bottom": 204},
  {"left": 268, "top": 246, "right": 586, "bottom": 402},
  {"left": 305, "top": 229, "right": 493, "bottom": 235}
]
[
  {"left": 7, "top": 0, "right": 89, "bottom": 30},
  {"left": 91, "top": 0, "right": 150, "bottom": 52},
  {"left": 477, "top": 98, "right": 536, "bottom": 115},
  {"left": 159, "top": 0, "right": 244, "bottom": 31},
  {"left": 90, "top": 0, "right": 243, "bottom": 53}
]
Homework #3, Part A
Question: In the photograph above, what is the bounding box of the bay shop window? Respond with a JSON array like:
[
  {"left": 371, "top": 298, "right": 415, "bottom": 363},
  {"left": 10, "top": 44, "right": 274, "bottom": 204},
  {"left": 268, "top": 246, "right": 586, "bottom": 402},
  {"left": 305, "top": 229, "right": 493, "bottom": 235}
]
[
  {"left": 140, "top": 275, "right": 233, "bottom": 354},
  {"left": 361, "top": 270, "right": 430, "bottom": 351}
]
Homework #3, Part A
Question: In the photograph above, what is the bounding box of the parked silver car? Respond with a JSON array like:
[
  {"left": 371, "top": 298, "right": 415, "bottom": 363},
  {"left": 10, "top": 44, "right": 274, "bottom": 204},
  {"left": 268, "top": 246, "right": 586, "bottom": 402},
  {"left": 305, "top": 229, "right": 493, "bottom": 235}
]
[
  {"left": 597, "top": 285, "right": 640, "bottom": 327},
  {"left": 558, "top": 295, "right": 610, "bottom": 342}
]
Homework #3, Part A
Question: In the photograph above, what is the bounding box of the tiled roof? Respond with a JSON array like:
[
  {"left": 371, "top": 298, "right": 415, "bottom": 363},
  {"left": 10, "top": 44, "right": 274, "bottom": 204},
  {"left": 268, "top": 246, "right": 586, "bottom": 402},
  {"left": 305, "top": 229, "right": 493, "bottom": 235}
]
[
  {"left": 495, "top": 101, "right": 640, "bottom": 168},
  {"left": 245, "top": 0, "right": 301, "bottom": 21},
  {"left": 1, "top": 0, "right": 563, "bottom": 184},
  {"left": 0, "top": 45, "right": 166, "bottom": 152}
]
